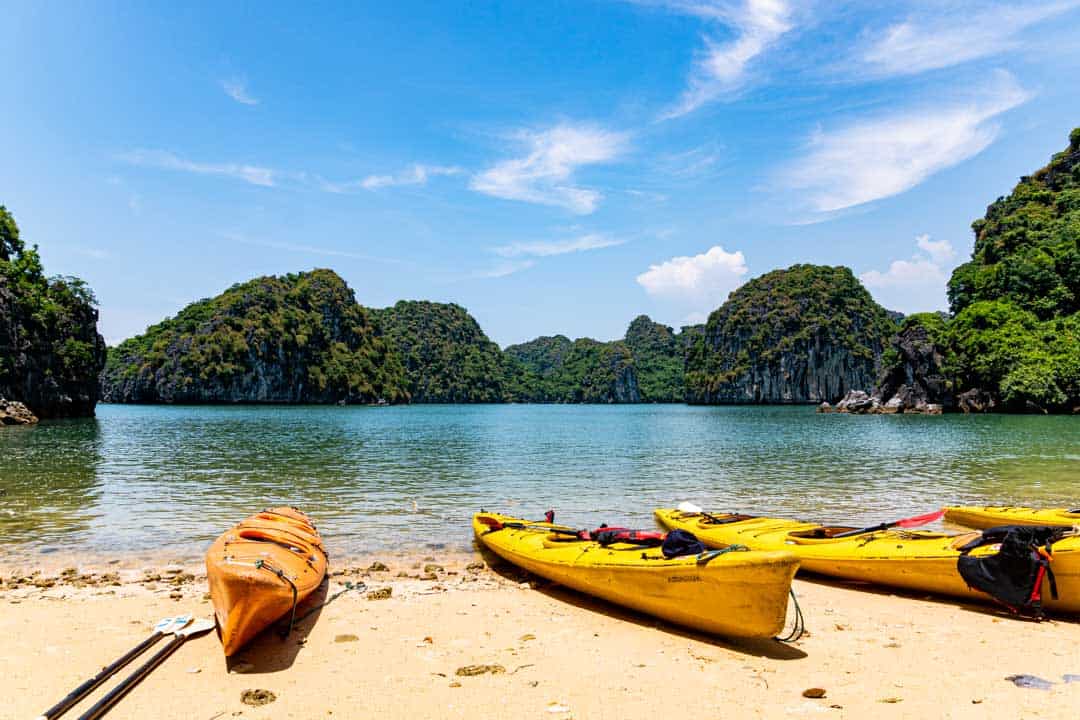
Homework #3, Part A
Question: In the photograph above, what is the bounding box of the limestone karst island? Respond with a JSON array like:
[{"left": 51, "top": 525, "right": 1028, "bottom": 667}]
[{"left": 2, "top": 3, "right": 1079, "bottom": 719}]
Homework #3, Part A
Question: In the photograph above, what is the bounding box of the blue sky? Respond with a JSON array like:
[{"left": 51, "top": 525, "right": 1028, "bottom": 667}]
[{"left": 3, "top": 1, "right": 1079, "bottom": 346}]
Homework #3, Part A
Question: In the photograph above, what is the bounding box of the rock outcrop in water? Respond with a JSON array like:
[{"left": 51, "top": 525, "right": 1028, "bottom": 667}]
[
  {"left": 869, "top": 313, "right": 952, "bottom": 413},
  {"left": 372, "top": 300, "right": 513, "bottom": 403},
  {"left": 0, "top": 206, "right": 106, "bottom": 419},
  {"left": 100, "top": 269, "right": 408, "bottom": 404},
  {"left": 844, "top": 127, "right": 1080, "bottom": 415},
  {"left": 686, "top": 264, "right": 893, "bottom": 404},
  {"left": 938, "top": 127, "right": 1080, "bottom": 413}
]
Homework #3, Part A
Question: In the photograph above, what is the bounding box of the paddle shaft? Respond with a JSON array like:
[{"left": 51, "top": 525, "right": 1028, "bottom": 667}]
[
  {"left": 37, "top": 631, "right": 165, "bottom": 720},
  {"left": 833, "top": 509, "right": 944, "bottom": 538},
  {"left": 75, "top": 635, "right": 190, "bottom": 720}
]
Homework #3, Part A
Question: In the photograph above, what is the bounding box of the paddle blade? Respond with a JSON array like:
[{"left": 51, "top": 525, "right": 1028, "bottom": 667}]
[
  {"left": 164, "top": 614, "right": 193, "bottom": 634},
  {"left": 475, "top": 515, "right": 503, "bottom": 530},
  {"left": 151, "top": 617, "right": 177, "bottom": 634},
  {"left": 894, "top": 509, "right": 945, "bottom": 528},
  {"left": 178, "top": 618, "right": 215, "bottom": 637},
  {"left": 677, "top": 501, "right": 704, "bottom": 514}
]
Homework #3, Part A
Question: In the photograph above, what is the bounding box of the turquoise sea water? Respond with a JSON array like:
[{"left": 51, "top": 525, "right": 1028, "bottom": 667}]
[{"left": 0, "top": 404, "right": 1077, "bottom": 560}]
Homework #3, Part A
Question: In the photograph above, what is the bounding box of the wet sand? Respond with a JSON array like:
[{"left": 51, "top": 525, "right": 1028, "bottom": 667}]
[{"left": 3, "top": 553, "right": 1079, "bottom": 719}]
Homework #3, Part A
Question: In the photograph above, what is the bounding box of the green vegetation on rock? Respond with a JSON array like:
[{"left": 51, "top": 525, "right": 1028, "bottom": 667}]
[
  {"left": 505, "top": 335, "right": 639, "bottom": 403},
  {"left": 686, "top": 264, "right": 893, "bottom": 404},
  {"left": 373, "top": 300, "right": 511, "bottom": 402},
  {"left": 0, "top": 205, "right": 106, "bottom": 417},
  {"left": 622, "top": 315, "right": 687, "bottom": 402},
  {"left": 940, "top": 128, "right": 1080, "bottom": 411},
  {"left": 101, "top": 269, "right": 407, "bottom": 404}
]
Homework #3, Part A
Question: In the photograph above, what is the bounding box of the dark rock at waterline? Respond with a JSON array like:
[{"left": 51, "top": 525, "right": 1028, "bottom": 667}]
[
  {"left": 872, "top": 318, "right": 953, "bottom": 413},
  {"left": 834, "top": 390, "right": 877, "bottom": 413},
  {"left": 957, "top": 388, "right": 996, "bottom": 414},
  {"left": 0, "top": 398, "right": 38, "bottom": 425}
]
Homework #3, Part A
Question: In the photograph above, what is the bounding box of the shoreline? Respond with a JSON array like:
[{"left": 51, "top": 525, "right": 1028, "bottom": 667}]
[{"left": 4, "top": 552, "right": 1079, "bottom": 719}]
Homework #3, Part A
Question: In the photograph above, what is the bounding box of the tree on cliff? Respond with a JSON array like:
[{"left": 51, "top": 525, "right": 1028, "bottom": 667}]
[
  {"left": 505, "top": 334, "right": 640, "bottom": 403},
  {"left": 372, "top": 300, "right": 513, "bottom": 403},
  {"left": 944, "top": 128, "right": 1080, "bottom": 410},
  {"left": 0, "top": 205, "right": 107, "bottom": 418}
]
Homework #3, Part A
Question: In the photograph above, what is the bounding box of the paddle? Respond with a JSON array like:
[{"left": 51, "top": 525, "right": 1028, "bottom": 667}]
[
  {"left": 676, "top": 501, "right": 737, "bottom": 525},
  {"left": 75, "top": 618, "right": 215, "bottom": 720},
  {"left": 832, "top": 509, "right": 946, "bottom": 538},
  {"left": 476, "top": 515, "right": 584, "bottom": 537},
  {"left": 477, "top": 515, "right": 655, "bottom": 542},
  {"left": 35, "top": 615, "right": 192, "bottom": 720}
]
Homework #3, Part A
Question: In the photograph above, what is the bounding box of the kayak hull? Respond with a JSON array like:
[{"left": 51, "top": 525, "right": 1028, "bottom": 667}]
[
  {"left": 206, "top": 507, "right": 328, "bottom": 656},
  {"left": 654, "top": 509, "right": 1080, "bottom": 614},
  {"left": 945, "top": 506, "right": 1080, "bottom": 530},
  {"left": 473, "top": 512, "right": 799, "bottom": 639}
]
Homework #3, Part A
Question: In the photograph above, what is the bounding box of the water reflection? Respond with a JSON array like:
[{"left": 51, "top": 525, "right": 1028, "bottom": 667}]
[
  {"left": 0, "top": 404, "right": 1077, "bottom": 560},
  {"left": 0, "top": 418, "right": 104, "bottom": 551}
]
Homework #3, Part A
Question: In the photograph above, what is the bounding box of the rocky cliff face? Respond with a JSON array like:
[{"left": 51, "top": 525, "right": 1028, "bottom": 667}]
[
  {"left": 868, "top": 313, "right": 953, "bottom": 412},
  {"left": 100, "top": 269, "right": 407, "bottom": 404},
  {"left": 0, "top": 207, "right": 106, "bottom": 419},
  {"left": 686, "top": 265, "right": 893, "bottom": 404}
]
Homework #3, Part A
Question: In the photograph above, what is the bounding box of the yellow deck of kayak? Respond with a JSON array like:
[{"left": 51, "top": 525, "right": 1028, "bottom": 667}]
[
  {"left": 654, "top": 508, "right": 1080, "bottom": 614},
  {"left": 945, "top": 506, "right": 1080, "bottom": 530},
  {"left": 473, "top": 512, "right": 799, "bottom": 639}
]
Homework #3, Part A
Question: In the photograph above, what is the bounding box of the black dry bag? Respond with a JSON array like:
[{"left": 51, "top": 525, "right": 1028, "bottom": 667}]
[
  {"left": 956, "top": 525, "right": 1068, "bottom": 617},
  {"left": 661, "top": 529, "right": 706, "bottom": 558}
]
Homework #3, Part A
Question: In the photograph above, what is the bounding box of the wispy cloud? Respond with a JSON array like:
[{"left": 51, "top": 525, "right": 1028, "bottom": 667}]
[
  {"left": 218, "top": 231, "right": 403, "bottom": 264},
  {"left": 636, "top": 245, "right": 748, "bottom": 315},
  {"left": 655, "top": 141, "right": 725, "bottom": 179},
  {"left": 858, "top": 1, "right": 1080, "bottom": 78},
  {"left": 470, "top": 124, "right": 629, "bottom": 214},
  {"left": 222, "top": 77, "right": 259, "bottom": 105},
  {"left": 860, "top": 235, "right": 960, "bottom": 313},
  {"left": 355, "top": 164, "right": 462, "bottom": 191},
  {"left": 120, "top": 149, "right": 277, "bottom": 187},
  {"left": 471, "top": 259, "right": 536, "bottom": 279},
  {"left": 780, "top": 71, "right": 1030, "bottom": 213},
  {"left": 651, "top": 0, "right": 793, "bottom": 119},
  {"left": 493, "top": 233, "right": 624, "bottom": 258}
]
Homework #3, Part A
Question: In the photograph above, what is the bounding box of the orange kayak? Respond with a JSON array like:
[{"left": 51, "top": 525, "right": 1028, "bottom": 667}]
[{"left": 206, "top": 507, "right": 328, "bottom": 655}]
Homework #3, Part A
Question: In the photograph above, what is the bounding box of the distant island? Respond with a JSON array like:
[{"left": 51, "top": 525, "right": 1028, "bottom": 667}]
[{"left": 3, "top": 128, "right": 1078, "bottom": 421}]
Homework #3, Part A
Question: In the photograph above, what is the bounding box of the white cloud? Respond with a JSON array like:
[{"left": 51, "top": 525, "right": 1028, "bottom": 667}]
[
  {"left": 916, "top": 234, "right": 957, "bottom": 266},
  {"left": 657, "top": 0, "right": 793, "bottom": 119},
  {"left": 351, "top": 164, "right": 462, "bottom": 191},
  {"left": 120, "top": 150, "right": 276, "bottom": 187},
  {"left": 470, "top": 124, "right": 629, "bottom": 214},
  {"left": 222, "top": 77, "right": 259, "bottom": 105},
  {"left": 493, "top": 233, "right": 624, "bottom": 258},
  {"left": 636, "top": 245, "right": 748, "bottom": 310},
  {"left": 781, "top": 71, "right": 1030, "bottom": 213},
  {"left": 859, "top": 2, "right": 1080, "bottom": 78},
  {"left": 860, "top": 235, "right": 960, "bottom": 313}
]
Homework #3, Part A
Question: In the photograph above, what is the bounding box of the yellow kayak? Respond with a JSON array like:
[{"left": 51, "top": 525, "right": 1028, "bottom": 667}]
[
  {"left": 654, "top": 508, "right": 1080, "bottom": 614},
  {"left": 473, "top": 512, "right": 799, "bottom": 639},
  {"left": 945, "top": 506, "right": 1080, "bottom": 529}
]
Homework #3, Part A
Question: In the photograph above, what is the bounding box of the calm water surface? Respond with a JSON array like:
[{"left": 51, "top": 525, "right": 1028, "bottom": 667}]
[{"left": 1, "top": 404, "right": 1077, "bottom": 560}]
